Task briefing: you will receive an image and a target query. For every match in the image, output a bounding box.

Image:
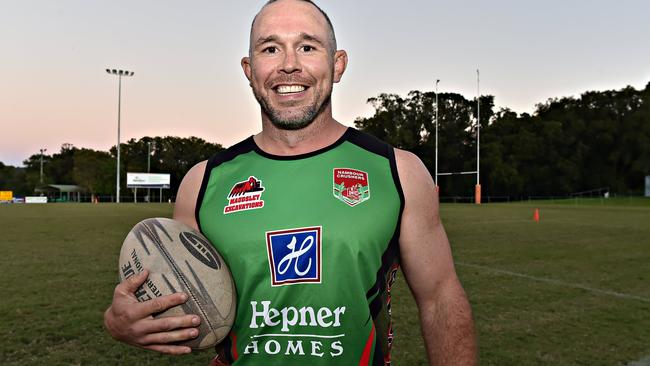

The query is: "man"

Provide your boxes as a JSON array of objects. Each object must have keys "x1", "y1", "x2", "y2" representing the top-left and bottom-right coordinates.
[{"x1": 104, "y1": 0, "x2": 477, "y2": 365}]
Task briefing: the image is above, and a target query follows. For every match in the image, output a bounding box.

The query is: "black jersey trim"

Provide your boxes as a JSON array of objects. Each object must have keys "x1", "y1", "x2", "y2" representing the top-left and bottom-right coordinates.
[
  {"x1": 221, "y1": 335, "x2": 235, "y2": 364},
  {"x1": 251, "y1": 128, "x2": 352, "y2": 160},
  {"x1": 345, "y1": 128, "x2": 394, "y2": 159},
  {"x1": 194, "y1": 137, "x2": 256, "y2": 233},
  {"x1": 347, "y1": 128, "x2": 405, "y2": 366},
  {"x1": 373, "y1": 333, "x2": 386, "y2": 366},
  {"x1": 351, "y1": 128, "x2": 405, "y2": 303}
]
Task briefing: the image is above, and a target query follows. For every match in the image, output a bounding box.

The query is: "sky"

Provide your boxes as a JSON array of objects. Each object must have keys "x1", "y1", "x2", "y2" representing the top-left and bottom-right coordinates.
[{"x1": 1, "y1": 0, "x2": 649, "y2": 167}]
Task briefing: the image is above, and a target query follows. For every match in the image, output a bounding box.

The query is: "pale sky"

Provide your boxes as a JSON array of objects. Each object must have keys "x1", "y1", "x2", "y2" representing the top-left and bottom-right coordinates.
[{"x1": 1, "y1": 0, "x2": 648, "y2": 167}]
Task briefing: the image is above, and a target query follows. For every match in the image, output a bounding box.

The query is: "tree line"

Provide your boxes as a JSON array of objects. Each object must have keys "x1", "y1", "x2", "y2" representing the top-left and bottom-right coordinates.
[
  {"x1": 1, "y1": 82, "x2": 648, "y2": 199},
  {"x1": 356, "y1": 82, "x2": 650, "y2": 197},
  {"x1": 0, "y1": 137, "x2": 223, "y2": 198}
]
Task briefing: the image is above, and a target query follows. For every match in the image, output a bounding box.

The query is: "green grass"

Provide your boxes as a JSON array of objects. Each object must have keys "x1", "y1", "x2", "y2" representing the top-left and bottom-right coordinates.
[{"x1": 1, "y1": 200, "x2": 649, "y2": 365}]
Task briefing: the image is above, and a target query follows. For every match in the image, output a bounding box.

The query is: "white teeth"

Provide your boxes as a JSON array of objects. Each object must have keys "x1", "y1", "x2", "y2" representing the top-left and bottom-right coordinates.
[{"x1": 277, "y1": 85, "x2": 306, "y2": 94}]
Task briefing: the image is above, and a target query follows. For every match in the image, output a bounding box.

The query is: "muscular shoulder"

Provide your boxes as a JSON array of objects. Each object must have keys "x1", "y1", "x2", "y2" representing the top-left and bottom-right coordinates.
[
  {"x1": 394, "y1": 148, "x2": 432, "y2": 185},
  {"x1": 172, "y1": 160, "x2": 207, "y2": 230},
  {"x1": 394, "y1": 148, "x2": 439, "y2": 222}
]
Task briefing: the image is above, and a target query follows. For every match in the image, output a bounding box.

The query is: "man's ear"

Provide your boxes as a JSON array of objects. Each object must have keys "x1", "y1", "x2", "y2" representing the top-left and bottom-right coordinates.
[
  {"x1": 333, "y1": 50, "x2": 348, "y2": 83},
  {"x1": 241, "y1": 56, "x2": 252, "y2": 85}
]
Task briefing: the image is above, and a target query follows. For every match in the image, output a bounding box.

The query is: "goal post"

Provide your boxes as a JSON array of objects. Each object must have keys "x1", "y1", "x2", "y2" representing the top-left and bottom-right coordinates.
[{"x1": 434, "y1": 70, "x2": 482, "y2": 204}]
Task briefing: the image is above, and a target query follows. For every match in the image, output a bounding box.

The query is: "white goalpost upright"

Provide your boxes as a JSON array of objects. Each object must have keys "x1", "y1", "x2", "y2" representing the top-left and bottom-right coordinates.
[
  {"x1": 435, "y1": 79, "x2": 440, "y2": 193},
  {"x1": 476, "y1": 69, "x2": 481, "y2": 204},
  {"x1": 434, "y1": 69, "x2": 482, "y2": 204}
]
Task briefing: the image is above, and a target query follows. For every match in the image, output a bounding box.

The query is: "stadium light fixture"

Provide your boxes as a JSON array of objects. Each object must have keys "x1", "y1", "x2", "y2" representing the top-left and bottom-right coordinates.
[{"x1": 106, "y1": 68, "x2": 135, "y2": 203}]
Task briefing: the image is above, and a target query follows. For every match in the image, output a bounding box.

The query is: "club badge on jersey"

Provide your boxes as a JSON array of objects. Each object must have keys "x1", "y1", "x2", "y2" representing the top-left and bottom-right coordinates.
[
  {"x1": 266, "y1": 227, "x2": 322, "y2": 286},
  {"x1": 333, "y1": 168, "x2": 370, "y2": 207},
  {"x1": 223, "y1": 176, "x2": 265, "y2": 214}
]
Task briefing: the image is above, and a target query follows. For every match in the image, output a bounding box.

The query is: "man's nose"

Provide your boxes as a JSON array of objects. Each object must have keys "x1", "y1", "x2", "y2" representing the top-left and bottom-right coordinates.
[{"x1": 279, "y1": 49, "x2": 301, "y2": 73}]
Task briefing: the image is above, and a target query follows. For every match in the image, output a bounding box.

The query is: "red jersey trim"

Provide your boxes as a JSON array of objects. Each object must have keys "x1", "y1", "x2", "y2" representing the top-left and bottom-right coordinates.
[{"x1": 359, "y1": 323, "x2": 376, "y2": 365}]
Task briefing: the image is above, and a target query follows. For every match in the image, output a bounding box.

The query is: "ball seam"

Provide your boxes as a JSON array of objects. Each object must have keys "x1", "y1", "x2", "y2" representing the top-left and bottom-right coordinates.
[{"x1": 143, "y1": 221, "x2": 217, "y2": 335}]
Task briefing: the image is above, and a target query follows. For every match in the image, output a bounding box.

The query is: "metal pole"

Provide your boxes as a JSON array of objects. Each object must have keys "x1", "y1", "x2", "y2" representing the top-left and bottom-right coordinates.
[
  {"x1": 475, "y1": 69, "x2": 481, "y2": 205},
  {"x1": 435, "y1": 79, "x2": 440, "y2": 191},
  {"x1": 39, "y1": 148, "x2": 46, "y2": 184},
  {"x1": 476, "y1": 69, "x2": 480, "y2": 186},
  {"x1": 117, "y1": 74, "x2": 121, "y2": 203},
  {"x1": 106, "y1": 68, "x2": 134, "y2": 203},
  {"x1": 147, "y1": 141, "x2": 151, "y2": 202}
]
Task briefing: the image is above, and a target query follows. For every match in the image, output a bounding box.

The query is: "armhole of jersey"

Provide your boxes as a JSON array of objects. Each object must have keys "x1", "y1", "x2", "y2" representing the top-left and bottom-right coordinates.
[
  {"x1": 194, "y1": 137, "x2": 256, "y2": 233},
  {"x1": 346, "y1": 127, "x2": 405, "y2": 271},
  {"x1": 387, "y1": 145, "x2": 406, "y2": 238},
  {"x1": 345, "y1": 128, "x2": 406, "y2": 365},
  {"x1": 195, "y1": 154, "x2": 218, "y2": 233},
  {"x1": 345, "y1": 128, "x2": 406, "y2": 233}
]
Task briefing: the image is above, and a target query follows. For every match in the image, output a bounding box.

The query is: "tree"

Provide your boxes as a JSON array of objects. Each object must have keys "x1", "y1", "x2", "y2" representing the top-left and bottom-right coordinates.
[
  {"x1": 0, "y1": 162, "x2": 30, "y2": 196},
  {"x1": 73, "y1": 149, "x2": 114, "y2": 196},
  {"x1": 111, "y1": 136, "x2": 224, "y2": 197},
  {"x1": 356, "y1": 82, "x2": 649, "y2": 197},
  {"x1": 356, "y1": 91, "x2": 495, "y2": 196}
]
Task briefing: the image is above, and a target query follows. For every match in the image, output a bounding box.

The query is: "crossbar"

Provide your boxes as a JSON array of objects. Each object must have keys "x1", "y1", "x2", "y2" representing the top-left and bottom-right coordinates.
[{"x1": 438, "y1": 171, "x2": 478, "y2": 176}]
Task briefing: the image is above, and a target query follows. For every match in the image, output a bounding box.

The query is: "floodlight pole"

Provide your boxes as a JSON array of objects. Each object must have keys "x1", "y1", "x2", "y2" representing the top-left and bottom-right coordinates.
[
  {"x1": 106, "y1": 68, "x2": 134, "y2": 203},
  {"x1": 435, "y1": 79, "x2": 440, "y2": 193},
  {"x1": 39, "y1": 148, "x2": 47, "y2": 184}
]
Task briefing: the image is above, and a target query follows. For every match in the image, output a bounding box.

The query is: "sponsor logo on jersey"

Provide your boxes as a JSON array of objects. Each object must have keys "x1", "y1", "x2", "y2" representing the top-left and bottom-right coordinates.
[
  {"x1": 224, "y1": 176, "x2": 265, "y2": 214},
  {"x1": 243, "y1": 300, "x2": 346, "y2": 358},
  {"x1": 333, "y1": 168, "x2": 370, "y2": 207},
  {"x1": 266, "y1": 227, "x2": 322, "y2": 286}
]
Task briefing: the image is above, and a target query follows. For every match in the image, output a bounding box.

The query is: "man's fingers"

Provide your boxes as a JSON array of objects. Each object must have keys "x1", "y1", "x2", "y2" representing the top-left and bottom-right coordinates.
[
  {"x1": 135, "y1": 292, "x2": 189, "y2": 318},
  {"x1": 142, "y1": 344, "x2": 192, "y2": 355},
  {"x1": 142, "y1": 314, "x2": 201, "y2": 333},
  {"x1": 119, "y1": 270, "x2": 149, "y2": 294},
  {"x1": 140, "y1": 328, "x2": 200, "y2": 346}
]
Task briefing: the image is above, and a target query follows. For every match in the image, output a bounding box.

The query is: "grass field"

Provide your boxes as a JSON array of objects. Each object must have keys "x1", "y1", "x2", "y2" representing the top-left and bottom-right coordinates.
[{"x1": 1, "y1": 199, "x2": 649, "y2": 365}]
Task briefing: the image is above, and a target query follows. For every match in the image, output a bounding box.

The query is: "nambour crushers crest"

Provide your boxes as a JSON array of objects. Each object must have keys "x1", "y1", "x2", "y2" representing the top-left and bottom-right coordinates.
[{"x1": 333, "y1": 168, "x2": 370, "y2": 207}]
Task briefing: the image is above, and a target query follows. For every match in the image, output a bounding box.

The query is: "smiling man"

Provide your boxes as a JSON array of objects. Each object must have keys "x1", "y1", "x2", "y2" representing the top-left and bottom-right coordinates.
[{"x1": 104, "y1": 1, "x2": 477, "y2": 365}]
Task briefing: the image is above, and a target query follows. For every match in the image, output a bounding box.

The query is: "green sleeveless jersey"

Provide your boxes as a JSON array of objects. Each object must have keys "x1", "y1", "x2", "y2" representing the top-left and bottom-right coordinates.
[{"x1": 196, "y1": 128, "x2": 404, "y2": 365}]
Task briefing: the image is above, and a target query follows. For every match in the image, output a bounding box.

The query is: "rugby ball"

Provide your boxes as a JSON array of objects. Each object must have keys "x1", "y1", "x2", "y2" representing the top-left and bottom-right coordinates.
[{"x1": 118, "y1": 218, "x2": 236, "y2": 349}]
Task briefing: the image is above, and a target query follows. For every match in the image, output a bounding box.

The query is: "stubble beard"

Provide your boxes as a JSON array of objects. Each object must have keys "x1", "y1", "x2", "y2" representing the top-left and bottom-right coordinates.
[{"x1": 253, "y1": 86, "x2": 332, "y2": 131}]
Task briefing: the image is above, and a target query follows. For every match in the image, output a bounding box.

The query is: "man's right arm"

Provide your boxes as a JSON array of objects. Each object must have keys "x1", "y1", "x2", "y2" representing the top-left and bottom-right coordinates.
[
  {"x1": 103, "y1": 160, "x2": 207, "y2": 354},
  {"x1": 172, "y1": 160, "x2": 207, "y2": 229}
]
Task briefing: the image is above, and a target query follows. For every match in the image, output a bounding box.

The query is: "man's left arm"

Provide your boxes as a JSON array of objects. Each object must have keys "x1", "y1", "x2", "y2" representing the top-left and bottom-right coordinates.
[{"x1": 395, "y1": 149, "x2": 477, "y2": 365}]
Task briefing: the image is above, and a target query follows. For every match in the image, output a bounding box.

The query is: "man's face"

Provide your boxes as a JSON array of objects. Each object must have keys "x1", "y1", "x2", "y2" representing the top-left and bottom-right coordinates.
[{"x1": 242, "y1": 0, "x2": 347, "y2": 130}]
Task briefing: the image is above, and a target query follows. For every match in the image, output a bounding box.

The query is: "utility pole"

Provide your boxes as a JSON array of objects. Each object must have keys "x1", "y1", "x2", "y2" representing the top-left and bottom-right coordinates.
[
  {"x1": 147, "y1": 141, "x2": 154, "y2": 202},
  {"x1": 39, "y1": 148, "x2": 47, "y2": 184},
  {"x1": 106, "y1": 68, "x2": 134, "y2": 203}
]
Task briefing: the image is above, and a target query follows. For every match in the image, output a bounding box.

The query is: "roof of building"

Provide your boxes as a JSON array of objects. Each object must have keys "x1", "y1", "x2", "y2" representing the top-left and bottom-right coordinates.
[{"x1": 35, "y1": 184, "x2": 86, "y2": 193}]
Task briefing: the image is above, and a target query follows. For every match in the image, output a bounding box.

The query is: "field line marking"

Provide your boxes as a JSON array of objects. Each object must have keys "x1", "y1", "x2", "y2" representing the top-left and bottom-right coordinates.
[
  {"x1": 627, "y1": 355, "x2": 650, "y2": 366},
  {"x1": 456, "y1": 262, "x2": 650, "y2": 303}
]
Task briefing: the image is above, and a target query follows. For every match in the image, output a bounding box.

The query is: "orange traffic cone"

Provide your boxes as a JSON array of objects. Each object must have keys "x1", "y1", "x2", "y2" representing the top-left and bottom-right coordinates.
[{"x1": 533, "y1": 208, "x2": 540, "y2": 222}]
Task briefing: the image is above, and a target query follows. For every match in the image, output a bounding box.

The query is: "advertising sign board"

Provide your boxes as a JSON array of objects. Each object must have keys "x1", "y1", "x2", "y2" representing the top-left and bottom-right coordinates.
[
  {"x1": 26, "y1": 196, "x2": 48, "y2": 203},
  {"x1": 126, "y1": 173, "x2": 171, "y2": 189}
]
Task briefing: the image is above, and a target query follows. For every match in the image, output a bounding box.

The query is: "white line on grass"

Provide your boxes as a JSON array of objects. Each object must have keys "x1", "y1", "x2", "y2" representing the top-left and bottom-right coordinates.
[
  {"x1": 627, "y1": 355, "x2": 650, "y2": 366},
  {"x1": 456, "y1": 262, "x2": 650, "y2": 303}
]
